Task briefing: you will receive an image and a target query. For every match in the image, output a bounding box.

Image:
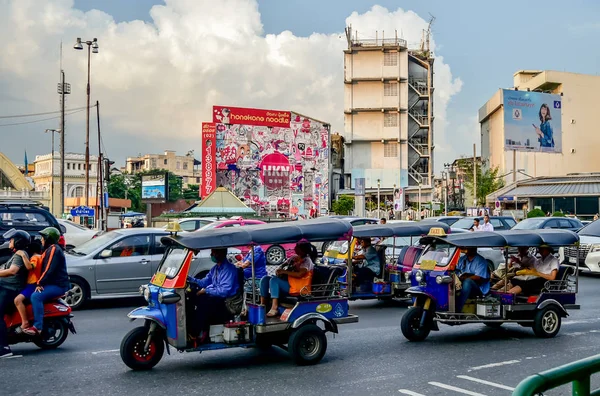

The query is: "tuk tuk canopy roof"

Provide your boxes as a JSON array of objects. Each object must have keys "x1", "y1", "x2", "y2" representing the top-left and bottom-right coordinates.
[
  {"x1": 422, "y1": 229, "x2": 579, "y2": 248},
  {"x1": 353, "y1": 222, "x2": 450, "y2": 238},
  {"x1": 161, "y1": 218, "x2": 353, "y2": 250}
]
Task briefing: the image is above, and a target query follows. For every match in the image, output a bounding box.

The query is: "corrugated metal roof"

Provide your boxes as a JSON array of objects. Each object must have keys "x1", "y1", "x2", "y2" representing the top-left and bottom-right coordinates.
[{"x1": 502, "y1": 182, "x2": 600, "y2": 197}]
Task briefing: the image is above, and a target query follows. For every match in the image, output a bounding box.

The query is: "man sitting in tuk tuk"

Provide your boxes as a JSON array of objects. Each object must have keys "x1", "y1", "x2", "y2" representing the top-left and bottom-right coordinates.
[
  {"x1": 235, "y1": 245, "x2": 268, "y2": 289},
  {"x1": 507, "y1": 245, "x2": 559, "y2": 296},
  {"x1": 352, "y1": 238, "x2": 381, "y2": 290},
  {"x1": 456, "y1": 247, "x2": 490, "y2": 312},
  {"x1": 188, "y1": 248, "x2": 239, "y2": 342}
]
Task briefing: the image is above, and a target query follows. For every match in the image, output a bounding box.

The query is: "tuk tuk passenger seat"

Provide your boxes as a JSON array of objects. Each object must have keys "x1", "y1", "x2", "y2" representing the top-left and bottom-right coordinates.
[{"x1": 279, "y1": 265, "x2": 342, "y2": 305}]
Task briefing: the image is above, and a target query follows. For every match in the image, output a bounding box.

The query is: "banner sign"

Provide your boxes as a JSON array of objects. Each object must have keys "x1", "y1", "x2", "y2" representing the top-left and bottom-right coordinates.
[
  {"x1": 201, "y1": 122, "x2": 217, "y2": 198},
  {"x1": 213, "y1": 106, "x2": 291, "y2": 128}
]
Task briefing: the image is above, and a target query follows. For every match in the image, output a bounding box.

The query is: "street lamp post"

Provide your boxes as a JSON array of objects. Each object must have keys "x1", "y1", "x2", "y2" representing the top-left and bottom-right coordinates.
[
  {"x1": 418, "y1": 182, "x2": 422, "y2": 220},
  {"x1": 441, "y1": 171, "x2": 448, "y2": 216},
  {"x1": 74, "y1": 37, "x2": 98, "y2": 209},
  {"x1": 45, "y1": 129, "x2": 61, "y2": 215},
  {"x1": 377, "y1": 179, "x2": 381, "y2": 219}
]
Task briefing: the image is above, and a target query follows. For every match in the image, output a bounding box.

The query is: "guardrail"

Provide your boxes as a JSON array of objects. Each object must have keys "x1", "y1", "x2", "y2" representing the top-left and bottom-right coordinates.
[{"x1": 512, "y1": 354, "x2": 600, "y2": 395}]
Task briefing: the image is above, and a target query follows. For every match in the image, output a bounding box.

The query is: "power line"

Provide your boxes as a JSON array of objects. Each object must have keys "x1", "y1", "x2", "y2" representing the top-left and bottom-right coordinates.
[
  {"x1": 0, "y1": 108, "x2": 85, "y2": 127},
  {"x1": 0, "y1": 105, "x2": 89, "y2": 119}
]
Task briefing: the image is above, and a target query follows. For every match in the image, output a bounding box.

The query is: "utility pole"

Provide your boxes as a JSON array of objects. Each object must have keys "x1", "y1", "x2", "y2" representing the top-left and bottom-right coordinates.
[
  {"x1": 96, "y1": 101, "x2": 105, "y2": 231},
  {"x1": 58, "y1": 70, "x2": 70, "y2": 216},
  {"x1": 473, "y1": 144, "x2": 477, "y2": 208},
  {"x1": 512, "y1": 149, "x2": 517, "y2": 183}
]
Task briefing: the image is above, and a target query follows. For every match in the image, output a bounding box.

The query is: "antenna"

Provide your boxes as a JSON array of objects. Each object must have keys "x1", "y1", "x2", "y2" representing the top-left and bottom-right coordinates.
[
  {"x1": 60, "y1": 40, "x2": 63, "y2": 71},
  {"x1": 420, "y1": 14, "x2": 436, "y2": 56}
]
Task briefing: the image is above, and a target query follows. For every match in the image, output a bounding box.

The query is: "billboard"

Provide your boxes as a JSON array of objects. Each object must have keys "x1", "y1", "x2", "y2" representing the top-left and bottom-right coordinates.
[
  {"x1": 213, "y1": 106, "x2": 291, "y2": 128},
  {"x1": 503, "y1": 89, "x2": 562, "y2": 153},
  {"x1": 141, "y1": 173, "x2": 168, "y2": 202},
  {"x1": 201, "y1": 122, "x2": 217, "y2": 198}
]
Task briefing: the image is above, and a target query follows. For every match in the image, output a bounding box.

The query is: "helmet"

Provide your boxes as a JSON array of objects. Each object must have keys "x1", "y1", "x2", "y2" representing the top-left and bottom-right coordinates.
[
  {"x1": 39, "y1": 227, "x2": 61, "y2": 245},
  {"x1": 2, "y1": 229, "x2": 31, "y2": 250}
]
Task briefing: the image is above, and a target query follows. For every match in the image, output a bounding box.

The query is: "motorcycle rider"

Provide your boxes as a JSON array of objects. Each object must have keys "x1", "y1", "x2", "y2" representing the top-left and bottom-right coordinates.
[
  {"x1": 0, "y1": 229, "x2": 31, "y2": 358},
  {"x1": 22, "y1": 227, "x2": 70, "y2": 337}
]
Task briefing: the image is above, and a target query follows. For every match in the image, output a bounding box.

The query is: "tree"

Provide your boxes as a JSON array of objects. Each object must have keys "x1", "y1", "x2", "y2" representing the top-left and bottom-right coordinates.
[
  {"x1": 332, "y1": 195, "x2": 354, "y2": 215},
  {"x1": 182, "y1": 184, "x2": 199, "y2": 200},
  {"x1": 552, "y1": 211, "x2": 566, "y2": 217},
  {"x1": 107, "y1": 173, "x2": 143, "y2": 212},
  {"x1": 455, "y1": 158, "x2": 505, "y2": 206},
  {"x1": 527, "y1": 208, "x2": 545, "y2": 218}
]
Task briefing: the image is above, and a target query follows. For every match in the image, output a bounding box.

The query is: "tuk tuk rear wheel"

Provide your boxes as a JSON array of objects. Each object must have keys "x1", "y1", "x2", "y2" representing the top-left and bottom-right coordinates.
[
  {"x1": 533, "y1": 306, "x2": 561, "y2": 338},
  {"x1": 288, "y1": 324, "x2": 327, "y2": 366},
  {"x1": 120, "y1": 326, "x2": 164, "y2": 370},
  {"x1": 401, "y1": 307, "x2": 431, "y2": 342}
]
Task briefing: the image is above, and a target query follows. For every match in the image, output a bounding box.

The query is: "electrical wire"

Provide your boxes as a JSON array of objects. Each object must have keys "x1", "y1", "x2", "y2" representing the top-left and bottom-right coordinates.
[
  {"x1": 0, "y1": 108, "x2": 85, "y2": 127},
  {"x1": 0, "y1": 105, "x2": 89, "y2": 119}
]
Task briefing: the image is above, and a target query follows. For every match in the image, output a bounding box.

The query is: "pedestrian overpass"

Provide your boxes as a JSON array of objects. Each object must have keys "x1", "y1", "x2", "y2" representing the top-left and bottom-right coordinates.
[{"x1": 0, "y1": 152, "x2": 32, "y2": 191}]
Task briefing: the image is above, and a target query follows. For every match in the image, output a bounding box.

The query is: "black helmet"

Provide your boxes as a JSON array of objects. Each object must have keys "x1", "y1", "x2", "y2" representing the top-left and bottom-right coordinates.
[
  {"x1": 3, "y1": 228, "x2": 31, "y2": 250},
  {"x1": 39, "y1": 227, "x2": 61, "y2": 245}
]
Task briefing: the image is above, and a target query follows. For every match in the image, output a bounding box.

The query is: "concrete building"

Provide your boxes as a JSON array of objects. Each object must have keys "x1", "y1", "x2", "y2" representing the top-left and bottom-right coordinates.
[
  {"x1": 343, "y1": 27, "x2": 434, "y2": 206},
  {"x1": 126, "y1": 150, "x2": 200, "y2": 187},
  {"x1": 32, "y1": 152, "x2": 98, "y2": 216},
  {"x1": 480, "y1": 70, "x2": 600, "y2": 184}
]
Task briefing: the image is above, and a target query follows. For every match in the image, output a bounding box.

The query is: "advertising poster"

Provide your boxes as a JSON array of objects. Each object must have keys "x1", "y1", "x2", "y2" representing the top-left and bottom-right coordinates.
[
  {"x1": 213, "y1": 106, "x2": 291, "y2": 128},
  {"x1": 141, "y1": 174, "x2": 167, "y2": 201},
  {"x1": 201, "y1": 123, "x2": 217, "y2": 198},
  {"x1": 503, "y1": 89, "x2": 562, "y2": 153}
]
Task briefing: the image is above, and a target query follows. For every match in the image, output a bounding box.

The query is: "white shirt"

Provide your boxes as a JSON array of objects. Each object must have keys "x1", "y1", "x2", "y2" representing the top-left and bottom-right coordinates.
[
  {"x1": 535, "y1": 254, "x2": 559, "y2": 275},
  {"x1": 479, "y1": 222, "x2": 494, "y2": 232}
]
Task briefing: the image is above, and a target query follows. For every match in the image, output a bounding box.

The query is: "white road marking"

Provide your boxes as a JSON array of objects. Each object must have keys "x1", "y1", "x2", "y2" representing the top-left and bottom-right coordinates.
[
  {"x1": 468, "y1": 359, "x2": 520, "y2": 371},
  {"x1": 429, "y1": 382, "x2": 488, "y2": 396},
  {"x1": 91, "y1": 349, "x2": 119, "y2": 355},
  {"x1": 457, "y1": 375, "x2": 515, "y2": 391},
  {"x1": 398, "y1": 390, "x2": 426, "y2": 396},
  {"x1": 0, "y1": 354, "x2": 23, "y2": 359}
]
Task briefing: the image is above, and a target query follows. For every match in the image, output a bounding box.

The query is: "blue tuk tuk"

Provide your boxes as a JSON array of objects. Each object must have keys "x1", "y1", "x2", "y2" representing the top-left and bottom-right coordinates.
[
  {"x1": 120, "y1": 218, "x2": 358, "y2": 370},
  {"x1": 401, "y1": 228, "x2": 580, "y2": 341},
  {"x1": 323, "y1": 222, "x2": 450, "y2": 301}
]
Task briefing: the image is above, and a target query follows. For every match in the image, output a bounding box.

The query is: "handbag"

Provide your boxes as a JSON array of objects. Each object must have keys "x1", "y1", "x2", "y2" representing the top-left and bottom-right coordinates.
[{"x1": 225, "y1": 292, "x2": 243, "y2": 315}]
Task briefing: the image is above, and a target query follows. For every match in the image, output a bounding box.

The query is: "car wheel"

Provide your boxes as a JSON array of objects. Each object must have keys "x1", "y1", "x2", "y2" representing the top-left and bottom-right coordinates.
[
  {"x1": 533, "y1": 306, "x2": 562, "y2": 338},
  {"x1": 65, "y1": 277, "x2": 89, "y2": 310},
  {"x1": 321, "y1": 241, "x2": 332, "y2": 255},
  {"x1": 266, "y1": 245, "x2": 286, "y2": 266}
]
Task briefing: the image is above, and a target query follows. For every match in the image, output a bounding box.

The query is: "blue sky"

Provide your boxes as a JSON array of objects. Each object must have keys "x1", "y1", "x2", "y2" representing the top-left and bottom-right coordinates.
[{"x1": 72, "y1": 0, "x2": 600, "y2": 160}]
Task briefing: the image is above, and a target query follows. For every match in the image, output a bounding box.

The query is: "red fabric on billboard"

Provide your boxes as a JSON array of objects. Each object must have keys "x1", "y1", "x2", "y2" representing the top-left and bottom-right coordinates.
[{"x1": 201, "y1": 123, "x2": 217, "y2": 198}]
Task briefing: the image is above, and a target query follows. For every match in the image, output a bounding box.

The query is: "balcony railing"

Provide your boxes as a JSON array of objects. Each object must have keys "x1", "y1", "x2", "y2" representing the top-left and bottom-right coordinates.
[{"x1": 0, "y1": 189, "x2": 49, "y2": 200}]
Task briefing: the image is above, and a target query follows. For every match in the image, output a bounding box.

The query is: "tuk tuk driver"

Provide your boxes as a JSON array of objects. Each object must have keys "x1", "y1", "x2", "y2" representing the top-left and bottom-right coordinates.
[
  {"x1": 188, "y1": 248, "x2": 239, "y2": 342},
  {"x1": 456, "y1": 247, "x2": 490, "y2": 312},
  {"x1": 352, "y1": 238, "x2": 381, "y2": 288}
]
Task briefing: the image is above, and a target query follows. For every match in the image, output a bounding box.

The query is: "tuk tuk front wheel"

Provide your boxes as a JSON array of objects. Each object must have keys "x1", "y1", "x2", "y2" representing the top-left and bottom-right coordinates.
[
  {"x1": 120, "y1": 326, "x2": 164, "y2": 370},
  {"x1": 401, "y1": 307, "x2": 431, "y2": 342},
  {"x1": 288, "y1": 324, "x2": 327, "y2": 366},
  {"x1": 533, "y1": 306, "x2": 561, "y2": 338}
]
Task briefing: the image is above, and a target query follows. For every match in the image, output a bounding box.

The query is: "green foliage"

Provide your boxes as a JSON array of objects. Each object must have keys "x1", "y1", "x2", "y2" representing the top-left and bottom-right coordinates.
[
  {"x1": 332, "y1": 195, "x2": 354, "y2": 215},
  {"x1": 182, "y1": 184, "x2": 199, "y2": 200},
  {"x1": 527, "y1": 208, "x2": 546, "y2": 218},
  {"x1": 455, "y1": 158, "x2": 505, "y2": 206},
  {"x1": 552, "y1": 211, "x2": 566, "y2": 217}
]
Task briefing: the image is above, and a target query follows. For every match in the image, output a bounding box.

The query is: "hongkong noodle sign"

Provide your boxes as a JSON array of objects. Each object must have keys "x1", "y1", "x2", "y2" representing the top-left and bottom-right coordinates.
[{"x1": 213, "y1": 106, "x2": 291, "y2": 128}]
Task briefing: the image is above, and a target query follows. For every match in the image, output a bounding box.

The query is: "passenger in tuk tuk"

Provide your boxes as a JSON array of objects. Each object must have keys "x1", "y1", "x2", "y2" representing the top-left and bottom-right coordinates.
[
  {"x1": 235, "y1": 245, "x2": 268, "y2": 289},
  {"x1": 352, "y1": 238, "x2": 381, "y2": 290},
  {"x1": 456, "y1": 247, "x2": 490, "y2": 312},
  {"x1": 492, "y1": 246, "x2": 537, "y2": 290},
  {"x1": 188, "y1": 248, "x2": 239, "y2": 342},
  {"x1": 507, "y1": 246, "x2": 559, "y2": 296},
  {"x1": 260, "y1": 242, "x2": 314, "y2": 317}
]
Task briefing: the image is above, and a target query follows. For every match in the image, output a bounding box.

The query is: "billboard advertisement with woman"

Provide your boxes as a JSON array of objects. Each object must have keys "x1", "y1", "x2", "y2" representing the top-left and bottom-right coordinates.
[{"x1": 503, "y1": 89, "x2": 562, "y2": 153}]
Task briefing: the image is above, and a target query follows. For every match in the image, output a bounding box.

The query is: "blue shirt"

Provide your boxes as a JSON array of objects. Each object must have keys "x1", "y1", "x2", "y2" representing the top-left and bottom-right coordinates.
[
  {"x1": 539, "y1": 121, "x2": 554, "y2": 148},
  {"x1": 361, "y1": 246, "x2": 381, "y2": 276},
  {"x1": 457, "y1": 253, "x2": 490, "y2": 294},
  {"x1": 189, "y1": 260, "x2": 239, "y2": 298},
  {"x1": 242, "y1": 246, "x2": 268, "y2": 280}
]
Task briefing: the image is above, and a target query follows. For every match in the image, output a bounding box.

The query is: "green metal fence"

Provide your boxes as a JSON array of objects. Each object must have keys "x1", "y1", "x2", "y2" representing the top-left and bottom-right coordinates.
[{"x1": 513, "y1": 354, "x2": 600, "y2": 395}]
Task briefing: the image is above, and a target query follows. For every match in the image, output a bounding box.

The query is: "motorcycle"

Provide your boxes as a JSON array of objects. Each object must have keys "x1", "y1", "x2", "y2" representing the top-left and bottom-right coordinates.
[{"x1": 4, "y1": 297, "x2": 76, "y2": 349}]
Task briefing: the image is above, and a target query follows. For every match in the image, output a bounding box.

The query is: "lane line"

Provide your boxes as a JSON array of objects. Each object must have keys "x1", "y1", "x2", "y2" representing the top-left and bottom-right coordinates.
[
  {"x1": 398, "y1": 390, "x2": 426, "y2": 396},
  {"x1": 91, "y1": 349, "x2": 119, "y2": 355},
  {"x1": 457, "y1": 375, "x2": 515, "y2": 391},
  {"x1": 468, "y1": 360, "x2": 520, "y2": 371},
  {"x1": 429, "y1": 382, "x2": 487, "y2": 396}
]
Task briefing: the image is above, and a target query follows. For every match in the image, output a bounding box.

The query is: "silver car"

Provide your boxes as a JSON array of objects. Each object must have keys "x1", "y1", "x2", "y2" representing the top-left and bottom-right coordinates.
[{"x1": 64, "y1": 228, "x2": 220, "y2": 309}]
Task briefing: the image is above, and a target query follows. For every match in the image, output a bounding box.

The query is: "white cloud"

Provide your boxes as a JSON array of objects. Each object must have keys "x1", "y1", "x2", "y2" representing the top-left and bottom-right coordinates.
[{"x1": 0, "y1": 0, "x2": 461, "y2": 174}]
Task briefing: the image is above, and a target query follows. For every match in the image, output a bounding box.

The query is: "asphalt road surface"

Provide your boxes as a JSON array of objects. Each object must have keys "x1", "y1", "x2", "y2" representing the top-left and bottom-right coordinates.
[{"x1": 3, "y1": 276, "x2": 600, "y2": 396}]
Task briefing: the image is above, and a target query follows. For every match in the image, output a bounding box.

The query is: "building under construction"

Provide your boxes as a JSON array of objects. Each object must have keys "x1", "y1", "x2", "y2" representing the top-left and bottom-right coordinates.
[{"x1": 343, "y1": 21, "x2": 435, "y2": 208}]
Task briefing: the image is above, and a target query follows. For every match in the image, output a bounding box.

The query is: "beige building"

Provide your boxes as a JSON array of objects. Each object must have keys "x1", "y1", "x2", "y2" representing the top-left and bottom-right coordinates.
[
  {"x1": 32, "y1": 152, "x2": 99, "y2": 216},
  {"x1": 343, "y1": 27, "x2": 434, "y2": 205},
  {"x1": 479, "y1": 70, "x2": 600, "y2": 184},
  {"x1": 126, "y1": 150, "x2": 200, "y2": 187}
]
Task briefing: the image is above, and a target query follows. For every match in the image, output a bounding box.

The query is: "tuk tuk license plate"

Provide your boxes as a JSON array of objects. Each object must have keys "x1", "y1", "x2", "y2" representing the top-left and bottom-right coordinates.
[
  {"x1": 153, "y1": 272, "x2": 167, "y2": 287},
  {"x1": 569, "y1": 257, "x2": 577, "y2": 264}
]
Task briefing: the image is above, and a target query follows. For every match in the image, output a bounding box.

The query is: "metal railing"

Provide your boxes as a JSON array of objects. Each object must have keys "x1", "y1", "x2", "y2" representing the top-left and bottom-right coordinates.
[
  {"x1": 0, "y1": 190, "x2": 48, "y2": 199},
  {"x1": 512, "y1": 354, "x2": 600, "y2": 395}
]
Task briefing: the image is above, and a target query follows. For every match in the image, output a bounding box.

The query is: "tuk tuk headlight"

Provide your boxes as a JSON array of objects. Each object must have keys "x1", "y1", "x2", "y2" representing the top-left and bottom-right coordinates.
[
  {"x1": 404, "y1": 272, "x2": 411, "y2": 282},
  {"x1": 436, "y1": 275, "x2": 453, "y2": 285},
  {"x1": 143, "y1": 287, "x2": 151, "y2": 302},
  {"x1": 415, "y1": 270, "x2": 424, "y2": 282}
]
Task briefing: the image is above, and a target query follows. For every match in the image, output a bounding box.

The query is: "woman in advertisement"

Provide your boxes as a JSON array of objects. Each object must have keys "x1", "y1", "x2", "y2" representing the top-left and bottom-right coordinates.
[{"x1": 533, "y1": 103, "x2": 554, "y2": 150}]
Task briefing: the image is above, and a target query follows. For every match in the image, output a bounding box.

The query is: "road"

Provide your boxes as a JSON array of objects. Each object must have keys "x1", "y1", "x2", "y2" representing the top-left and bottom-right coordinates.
[{"x1": 3, "y1": 276, "x2": 600, "y2": 396}]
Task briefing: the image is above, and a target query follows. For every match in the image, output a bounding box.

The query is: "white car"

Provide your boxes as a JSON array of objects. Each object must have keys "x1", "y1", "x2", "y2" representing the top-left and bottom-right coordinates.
[
  {"x1": 161, "y1": 218, "x2": 217, "y2": 232},
  {"x1": 561, "y1": 220, "x2": 600, "y2": 272},
  {"x1": 57, "y1": 219, "x2": 98, "y2": 249}
]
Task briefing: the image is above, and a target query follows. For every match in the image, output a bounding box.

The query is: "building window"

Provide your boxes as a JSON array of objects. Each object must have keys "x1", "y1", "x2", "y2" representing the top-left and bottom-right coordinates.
[
  {"x1": 74, "y1": 186, "x2": 84, "y2": 197},
  {"x1": 67, "y1": 163, "x2": 70, "y2": 170},
  {"x1": 384, "y1": 113, "x2": 398, "y2": 127},
  {"x1": 176, "y1": 161, "x2": 181, "y2": 170},
  {"x1": 151, "y1": 158, "x2": 157, "y2": 169},
  {"x1": 384, "y1": 142, "x2": 399, "y2": 158},
  {"x1": 383, "y1": 52, "x2": 398, "y2": 66},
  {"x1": 183, "y1": 162, "x2": 188, "y2": 170},
  {"x1": 384, "y1": 82, "x2": 398, "y2": 96},
  {"x1": 576, "y1": 197, "x2": 599, "y2": 215},
  {"x1": 164, "y1": 159, "x2": 168, "y2": 165},
  {"x1": 531, "y1": 198, "x2": 552, "y2": 214},
  {"x1": 78, "y1": 164, "x2": 81, "y2": 171},
  {"x1": 554, "y1": 197, "x2": 575, "y2": 215}
]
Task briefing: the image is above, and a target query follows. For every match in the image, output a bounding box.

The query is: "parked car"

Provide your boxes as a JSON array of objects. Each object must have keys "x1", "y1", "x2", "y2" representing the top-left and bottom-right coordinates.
[
  {"x1": 450, "y1": 216, "x2": 517, "y2": 231},
  {"x1": 161, "y1": 217, "x2": 216, "y2": 232},
  {"x1": 512, "y1": 217, "x2": 583, "y2": 232},
  {"x1": 318, "y1": 216, "x2": 379, "y2": 254},
  {"x1": 64, "y1": 228, "x2": 232, "y2": 309},
  {"x1": 57, "y1": 219, "x2": 98, "y2": 249},
  {"x1": 449, "y1": 227, "x2": 505, "y2": 271},
  {"x1": 422, "y1": 216, "x2": 463, "y2": 226},
  {"x1": 0, "y1": 200, "x2": 63, "y2": 264},
  {"x1": 562, "y1": 220, "x2": 600, "y2": 272},
  {"x1": 197, "y1": 219, "x2": 293, "y2": 266}
]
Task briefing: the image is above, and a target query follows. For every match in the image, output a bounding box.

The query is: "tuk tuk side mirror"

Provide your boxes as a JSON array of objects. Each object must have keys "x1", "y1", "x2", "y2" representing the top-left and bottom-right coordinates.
[{"x1": 99, "y1": 249, "x2": 112, "y2": 259}]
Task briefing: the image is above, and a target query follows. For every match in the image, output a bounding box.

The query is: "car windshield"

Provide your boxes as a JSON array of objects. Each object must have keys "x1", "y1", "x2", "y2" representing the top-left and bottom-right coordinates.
[
  {"x1": 418, "y1": 243, "x2": 457, "y2": 267},
  {"x1": 379, "y1": 236, "x2": 414, "y2": 247},
  {"x1": 69, "y1": 231, "x2": 120, "y2": 256},
  {"x1": 451, "y1": 218, "x2": 476, "y2": 229},
  {"x1": 157, "y1": 246, "x2": 188, "y2": 278},
  {"x1": 579, "y1": 220, "x2": 600, "y2": 237},
  {"x1": 512, "y1": 218, "x2": 547, "y2": 230},
  {"x1": 198, "y1": 222, "x2": 221, "y2": 231},
  {"x1": 327, "y1": 240, "x2": 349, "y2": 255},
  {"x1": 63, "y1": 221, "x2": 89, "y2": 231}
]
